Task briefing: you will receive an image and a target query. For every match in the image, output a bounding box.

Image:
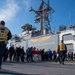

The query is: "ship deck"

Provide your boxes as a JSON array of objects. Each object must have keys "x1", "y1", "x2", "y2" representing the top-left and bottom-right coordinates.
[{"x1": 0, "y1": 61, "x2": 75, "y2": 75}]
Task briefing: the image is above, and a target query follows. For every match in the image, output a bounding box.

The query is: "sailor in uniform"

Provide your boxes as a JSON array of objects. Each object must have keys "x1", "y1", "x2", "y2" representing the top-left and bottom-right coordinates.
[
  {"x1": 0, "y1": 20, "x2": 12, "y2": 69},
  {"x1": 59, "y1": 40, "x2": 67, "y2": 64}
]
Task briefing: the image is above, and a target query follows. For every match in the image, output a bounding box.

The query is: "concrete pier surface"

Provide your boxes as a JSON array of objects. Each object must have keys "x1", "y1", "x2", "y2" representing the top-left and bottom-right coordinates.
[{"x1": 0, "y1": 61, "x2": 75, "y2": 75}]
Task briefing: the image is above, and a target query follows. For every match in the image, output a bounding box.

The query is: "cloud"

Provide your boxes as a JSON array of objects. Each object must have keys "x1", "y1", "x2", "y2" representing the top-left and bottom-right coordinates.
[
  {"x1": 23, "y1": 0, "x2": 31, "y2": 11},
  {"x1": 0, "y1": 0, "x2": 20, "y2": 22}
]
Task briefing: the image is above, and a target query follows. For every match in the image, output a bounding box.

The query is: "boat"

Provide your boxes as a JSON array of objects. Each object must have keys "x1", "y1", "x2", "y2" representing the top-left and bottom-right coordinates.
[{"x1": 10, "y1": 0, "x2": 75, "y2": 53}]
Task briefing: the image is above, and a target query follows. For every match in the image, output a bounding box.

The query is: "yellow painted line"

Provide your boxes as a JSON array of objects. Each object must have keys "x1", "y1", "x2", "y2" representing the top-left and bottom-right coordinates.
[
  {"x1": 64, "y1": 62, "x2": 75, "y2": 65},
  {"x1": 50, "y1": 62, "x2": 75, "y2": 65}
]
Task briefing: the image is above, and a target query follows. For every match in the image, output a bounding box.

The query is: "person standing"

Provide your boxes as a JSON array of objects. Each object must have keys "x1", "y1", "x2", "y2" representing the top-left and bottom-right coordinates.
[
  {"x1": 20, "y1": 47, "x2": 25, "y2": 62},
  {"x1": 0, "y1": 20, "x2": 12, "y2": 69},
  {"x1": 9, "y1": 45, "x2": 14, "y2": 61},
  {"x1": 59, "y1": 40, "x2": 67, "y2": 65}
]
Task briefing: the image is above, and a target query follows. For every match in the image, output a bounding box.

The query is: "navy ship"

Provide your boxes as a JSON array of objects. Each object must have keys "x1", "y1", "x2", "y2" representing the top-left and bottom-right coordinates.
[{"x1": 10, "y1": 0, "x2": 75, "y2": 53}]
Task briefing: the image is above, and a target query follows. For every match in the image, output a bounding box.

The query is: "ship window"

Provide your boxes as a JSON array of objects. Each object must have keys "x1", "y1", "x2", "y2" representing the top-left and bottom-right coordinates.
[{"x1": 62, "y1": 34, "x2": 73, "y2": 41}]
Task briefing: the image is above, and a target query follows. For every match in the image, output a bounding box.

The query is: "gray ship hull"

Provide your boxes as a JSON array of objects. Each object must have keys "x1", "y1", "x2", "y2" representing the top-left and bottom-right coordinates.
[{"x1": 28, "y1": 34, "x2": 58, "y2": 51}]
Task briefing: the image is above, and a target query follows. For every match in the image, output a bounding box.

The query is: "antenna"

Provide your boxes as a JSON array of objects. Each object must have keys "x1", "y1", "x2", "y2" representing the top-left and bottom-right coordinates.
[{"x1": 69, "y1": 11, "x2": 72, "y2": 26}]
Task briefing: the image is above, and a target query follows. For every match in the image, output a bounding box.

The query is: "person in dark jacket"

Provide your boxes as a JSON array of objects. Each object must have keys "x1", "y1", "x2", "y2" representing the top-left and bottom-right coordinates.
[
  {"x1": 0, "y1": 20, "x2": 12, "y2": 69},
  {"x1": 9, "y1": 45, "x2": 14, "y2": 61},
  {"x1": 16, "y1": 46, "x2": 21, "y2": 61},
  {"x1": 20, "y1": 47, "x2": 25, "y2": 62}
]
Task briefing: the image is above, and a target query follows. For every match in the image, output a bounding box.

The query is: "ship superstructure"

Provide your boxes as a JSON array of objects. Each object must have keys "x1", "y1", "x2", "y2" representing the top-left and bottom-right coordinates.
[
  {"x1": 10, "y1": 0, "x2": 75, "y2": 53},
  {"x1": 29, "y1": 0, "x2": 54, "y2": 35}
]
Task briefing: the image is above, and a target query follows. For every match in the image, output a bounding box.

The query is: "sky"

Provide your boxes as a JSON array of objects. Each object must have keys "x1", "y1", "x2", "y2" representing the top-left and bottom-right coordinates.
[{"x1": 0, "y1": 0, "x2": 75, "y2": 35}]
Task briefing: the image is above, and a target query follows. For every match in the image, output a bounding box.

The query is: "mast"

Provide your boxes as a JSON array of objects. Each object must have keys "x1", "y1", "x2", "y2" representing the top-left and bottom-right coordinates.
[{"x1": 30, "y1": 0, "x2": 54, "y2": 35}]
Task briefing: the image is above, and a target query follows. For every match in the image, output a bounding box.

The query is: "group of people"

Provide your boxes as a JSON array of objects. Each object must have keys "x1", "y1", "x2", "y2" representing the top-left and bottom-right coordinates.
[
  {"x1": 0, "y1": 42, "x2": 67, "y2": 64},
  {"x1": 2, "y1": 46, "x2": 55, "y2": 62},
  {"x1": 26, "y1": 47, "x2": 54, "y2": 62},
  {"x1": 3, "y1": 45, "x2": 25, "y2": 62}
]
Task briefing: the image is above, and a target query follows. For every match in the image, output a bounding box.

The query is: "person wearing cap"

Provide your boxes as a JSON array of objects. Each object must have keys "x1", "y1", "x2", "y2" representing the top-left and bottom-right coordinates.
[{"x1": 0, "y1": 20, "x2": 12, "y2": 69}]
